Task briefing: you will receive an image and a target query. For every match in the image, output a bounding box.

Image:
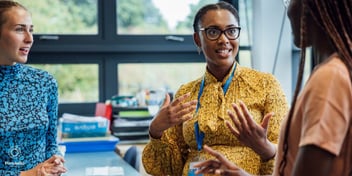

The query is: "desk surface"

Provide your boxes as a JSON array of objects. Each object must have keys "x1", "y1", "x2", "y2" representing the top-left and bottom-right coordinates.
[{"x1": 62, "y1": 151, "x2": 140, "y2": 176}]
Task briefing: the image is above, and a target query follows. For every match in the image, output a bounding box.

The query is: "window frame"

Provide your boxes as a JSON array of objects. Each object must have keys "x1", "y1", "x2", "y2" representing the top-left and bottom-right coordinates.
[
  {"x1": 31, "y1": 0, "x2": 240, "y2": 53},
  {"x1": 28, "y1": 0, "x2": 252, "y2": 117}
]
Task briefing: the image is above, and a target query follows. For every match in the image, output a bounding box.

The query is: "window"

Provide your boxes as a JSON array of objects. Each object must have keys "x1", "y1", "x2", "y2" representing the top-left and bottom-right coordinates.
[
  {"x1": 117, "y1": 0, "x2": 218, "y2": 35},
  {"x1": 291, "y1": 47, "x2": 312, "y2": 91},
  {"x1": 118, "y1": 63, "x2": 206, "y2": 96},
  {"x1": 20, "y1": 0, "x2": 256, "y2": 117},
  {"x1": 30, "y1": 64, "x2": 99, "y2": 103},
  {"x1": 238, "y1": 50, "x2": 252, "y2": 68},
  {"x1": 18, "y1": 0, "x2": 98, "y2": 35}
]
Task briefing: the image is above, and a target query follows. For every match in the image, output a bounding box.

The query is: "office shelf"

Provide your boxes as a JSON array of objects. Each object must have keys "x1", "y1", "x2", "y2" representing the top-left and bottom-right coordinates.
[{"x1": 111, "y1": 107, "x2": 152, "y2": 141}]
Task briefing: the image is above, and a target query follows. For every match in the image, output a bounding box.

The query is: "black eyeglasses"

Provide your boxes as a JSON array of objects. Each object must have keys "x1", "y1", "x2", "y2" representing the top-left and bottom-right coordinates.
[{"x1": 199, "y1": 27, "x2": 241, "y2": 41}]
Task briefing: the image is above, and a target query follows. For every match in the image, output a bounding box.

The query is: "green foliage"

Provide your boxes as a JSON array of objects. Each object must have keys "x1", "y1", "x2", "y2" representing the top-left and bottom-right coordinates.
[
  {"x1": 30, "y1": 64, "x2": 99, "y2": 103},
  {"x1": 17, "y1": 0, "x2": 97, "y2": 34},
  {"x1": 176, "y1": 0, "x2": 218, "y2": 32},
  {"x1": 17, "y1": 0, "x2": 217, "y2": 35},
  {"x1": 117, "y1": 0, "x2": 168, "y2": 34}
]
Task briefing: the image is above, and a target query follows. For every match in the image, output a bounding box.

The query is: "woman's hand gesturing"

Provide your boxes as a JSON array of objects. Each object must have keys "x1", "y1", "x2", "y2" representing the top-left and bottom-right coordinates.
[
  {"x1": 194, "y1": 145, "x2": 250, "y2": 176},
  {"x1": 226, "y1": 101, "x2": 276, "y2": 161},
  {"x1": 149, "y1": 93, "x2": 197, "y2": 139}
]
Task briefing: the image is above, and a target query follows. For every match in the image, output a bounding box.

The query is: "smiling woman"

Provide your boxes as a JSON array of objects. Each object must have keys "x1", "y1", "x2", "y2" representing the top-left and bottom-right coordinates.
[{"x1": 142, "y1": 2, "x2": 288, "y2": 176}]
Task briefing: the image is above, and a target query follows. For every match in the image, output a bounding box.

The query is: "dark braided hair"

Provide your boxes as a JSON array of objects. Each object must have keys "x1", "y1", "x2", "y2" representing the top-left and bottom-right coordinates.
[
  {"x1": 192, "y1": 1, "x2": 239, "y2": 32},
  {"x1": 0, "y1": 0, "x2": 28, "y2": 35},
  {"x1": 279, "y1": 0, "x2": 352, "y2": 175}
]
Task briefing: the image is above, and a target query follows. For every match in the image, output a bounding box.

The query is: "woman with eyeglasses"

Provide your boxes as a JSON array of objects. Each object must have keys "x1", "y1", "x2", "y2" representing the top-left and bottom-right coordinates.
[
  {"x1": 142, "y1": 1, "x2": 288, "y2": 175},
  {"x1": 194, "y1": 0, "x2": 352, "y2": 175}
]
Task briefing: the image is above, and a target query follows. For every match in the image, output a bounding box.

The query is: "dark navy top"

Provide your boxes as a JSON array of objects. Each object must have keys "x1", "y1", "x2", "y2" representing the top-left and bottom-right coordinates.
[{"x1": 0, "y1": 63, "x2": 60, "y2": 175}]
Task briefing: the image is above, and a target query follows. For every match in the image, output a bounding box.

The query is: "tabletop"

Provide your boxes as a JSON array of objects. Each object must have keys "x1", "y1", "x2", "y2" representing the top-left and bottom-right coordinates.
[{"x1": 62, "y1": 151, "x2": 140, "y2": 176}]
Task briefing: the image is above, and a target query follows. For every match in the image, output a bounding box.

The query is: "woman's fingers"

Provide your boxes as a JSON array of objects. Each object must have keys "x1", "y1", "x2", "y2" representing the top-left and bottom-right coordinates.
[
  {"x1": 238, "y1": 101, "x2": 256, "y2": 130},
  {"x1": 164, "y1": 93, "x2": 197, "y2": 125},
  {"x1": 45, "y1": 155, "x2": 64, "y2": 163},
  {"x1": 172, "y1": 98, "x2": 197, "y2": 115},
  {"x1": 228, "y1": 103, "x2": 244, "y2": 133},
  {"x1": 170, "y1": 92, "x2": 191, "y2": 107},
  {"x1": 225, "y1": 120, "x2": 239, "y2": 138},
  {"x1": 195, "y1": 160, "x2": 221, "y2": 172},
  {"x1": 159, "y1": 92, "x2": 171, "y2": 108},
  {"x1": 261, "y1": 112, "x2": 273, "y2": 130},
  {"x1": 195, "y1": 145, "x2": 244, "y2": 175},
  {"x1": 41, "y1": 164, "x2": 67, "y2": 175},
  {"x1": 230, "y1": 101, "x2": 273, "y2": 135},
  {"x1": 176, "y1": 101, "x2": 197, "y2": 118},
  {"x1": 203, "y1": 145, "x2": 232, "y2": 167},
  {"x1": 38, "y1": 155, "x2": 67, "y2": 175},
  {"x1": 151, "y1": 93, "x2": 197, "y2": 131}
]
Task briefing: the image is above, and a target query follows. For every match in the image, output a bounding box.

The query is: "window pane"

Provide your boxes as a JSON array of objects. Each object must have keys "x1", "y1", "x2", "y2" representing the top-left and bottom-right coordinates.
[
  {"x1": 17, "y1": 0, "x2": 98, "y2": 35},
  {"x1": 239, "y1": 0, "x2": 253, "y2": 46},
  {"x1": 238, "y1": 50, "x2": 252, "y2": 68},
  {"x1": 29, "y1": 64, "x2": 99, "y2": 103},
  {"x1": 118, "y1": 63, "x2": 206, "y2": 96},
  {"x1": 303, "y1": 48, "x2": 312, "y2": 84},
  {"x1": 116, "y1": 0, "x2": 218, "y2": 35}
]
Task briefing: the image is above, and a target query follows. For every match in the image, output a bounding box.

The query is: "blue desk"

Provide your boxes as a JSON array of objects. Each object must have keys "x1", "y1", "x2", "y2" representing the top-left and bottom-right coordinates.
[{"x1": 62, "y1": 151, "x2": 140, "y2": 176}]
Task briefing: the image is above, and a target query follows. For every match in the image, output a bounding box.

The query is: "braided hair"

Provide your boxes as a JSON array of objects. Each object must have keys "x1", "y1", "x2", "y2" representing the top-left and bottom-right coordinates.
[{"x1": 279, "y1": 0, "x2": 352, "y2": 175}]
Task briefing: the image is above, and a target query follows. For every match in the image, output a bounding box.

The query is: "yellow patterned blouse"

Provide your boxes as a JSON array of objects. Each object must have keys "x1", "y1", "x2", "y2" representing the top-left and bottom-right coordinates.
[{"x1": 142, "y1": 63, "x2": 288, "y2": 176}]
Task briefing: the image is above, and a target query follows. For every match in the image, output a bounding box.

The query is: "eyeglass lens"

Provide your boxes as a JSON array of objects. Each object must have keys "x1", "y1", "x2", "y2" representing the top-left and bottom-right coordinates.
[{"x1": 206, "y1": 28, "x2": 240, "y2": 40}]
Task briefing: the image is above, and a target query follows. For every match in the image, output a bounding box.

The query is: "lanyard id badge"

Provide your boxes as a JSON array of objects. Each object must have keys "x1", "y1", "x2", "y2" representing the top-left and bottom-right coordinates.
[
  {"x1": 188, "y1": 158, "x2": 205, "y2": 176},
  {"x1": 188, "y1": 122, "x2": 204, "y2": 175},
  {"x1": 188, "y1": 62, "x2": 237, "y2": 176},
  {"x1": 188, "y1": 74, "x2": 206, "y2": 176},
  {"x1": 188, "y1": 139, "x2": 205, "y2": 176}
]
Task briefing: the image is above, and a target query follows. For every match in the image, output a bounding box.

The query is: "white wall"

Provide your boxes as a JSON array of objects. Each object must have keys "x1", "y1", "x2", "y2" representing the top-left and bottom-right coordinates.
[{"x1": 252, "y1": 0, "x2": 293, "y2": 103}]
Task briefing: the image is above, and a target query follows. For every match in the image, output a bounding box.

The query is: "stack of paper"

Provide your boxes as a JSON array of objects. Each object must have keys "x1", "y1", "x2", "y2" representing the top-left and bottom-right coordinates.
[{"x1": 59, "y1": 113, "x2": 110, "y2": 138}]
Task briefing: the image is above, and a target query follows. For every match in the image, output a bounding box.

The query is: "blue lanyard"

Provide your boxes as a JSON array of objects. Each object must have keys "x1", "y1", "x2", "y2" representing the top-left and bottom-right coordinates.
[{"x1": 194, "y1": 63, "x2": 237, "y2": 151}]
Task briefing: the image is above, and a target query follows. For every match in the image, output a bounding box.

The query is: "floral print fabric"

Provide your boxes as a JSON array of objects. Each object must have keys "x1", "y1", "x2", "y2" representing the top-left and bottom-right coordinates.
[
  {"x1": 142, "y1": 64, "x2": 288, "y2": 176},
  {"x1": 0, "y1": 64, "x2": 59, "y2": 175}
]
